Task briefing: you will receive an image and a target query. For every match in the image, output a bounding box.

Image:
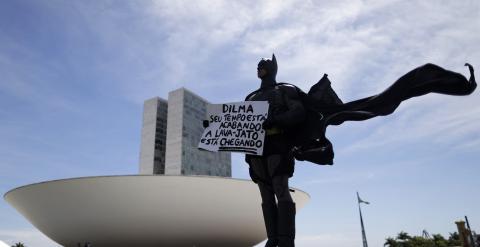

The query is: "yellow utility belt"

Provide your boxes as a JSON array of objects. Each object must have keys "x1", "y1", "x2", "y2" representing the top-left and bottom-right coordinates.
[{"x1": 266, "y1": 127, "x2": 283, "y2": 136}]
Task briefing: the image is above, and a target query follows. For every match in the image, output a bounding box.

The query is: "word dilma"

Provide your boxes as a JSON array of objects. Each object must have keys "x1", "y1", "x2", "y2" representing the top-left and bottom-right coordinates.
[{"x1": 222, "y1": 104, "x2": 254, "y2": 113}]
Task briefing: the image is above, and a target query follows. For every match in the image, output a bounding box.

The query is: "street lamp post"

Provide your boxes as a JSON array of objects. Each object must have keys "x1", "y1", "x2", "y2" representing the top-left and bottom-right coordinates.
[{"x1": 357, "y1": 192, "x2": 370, "y2": 247}]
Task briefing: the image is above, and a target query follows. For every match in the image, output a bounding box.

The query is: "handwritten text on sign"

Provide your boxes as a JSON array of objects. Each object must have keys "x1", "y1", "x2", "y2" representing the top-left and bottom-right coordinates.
[{"x1": 198, "y1": 101, "x2": 268, "y2": 155}]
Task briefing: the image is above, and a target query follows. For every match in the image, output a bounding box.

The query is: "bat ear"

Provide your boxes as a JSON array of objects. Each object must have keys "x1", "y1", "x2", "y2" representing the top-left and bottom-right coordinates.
[{"x1": 272, "y1": 53, "x2": 278, "y2": 76}]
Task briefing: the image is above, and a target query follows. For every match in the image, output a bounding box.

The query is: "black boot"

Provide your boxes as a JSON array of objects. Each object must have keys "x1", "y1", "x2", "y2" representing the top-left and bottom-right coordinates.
[
  {"x1": 262, "y1": 202, "x2": 278, "y2": 247},
  {"x1": 277, "y1": 201, "x2": 295, "y2": 247}
]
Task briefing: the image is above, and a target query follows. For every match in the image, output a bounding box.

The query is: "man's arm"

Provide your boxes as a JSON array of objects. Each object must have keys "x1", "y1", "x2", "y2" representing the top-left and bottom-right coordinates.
[
  {"x1": 265, "y1": 86, "x2": 306, "y2": 128},
  {"x1": 271, "y1": 96, "x2": 305, "y2": 127}
]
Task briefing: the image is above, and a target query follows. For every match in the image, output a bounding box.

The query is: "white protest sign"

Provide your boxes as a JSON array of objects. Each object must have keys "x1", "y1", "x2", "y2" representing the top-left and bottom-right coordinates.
[{"x1": 198, "y1": 101, "x2": 269, "y2": 155}]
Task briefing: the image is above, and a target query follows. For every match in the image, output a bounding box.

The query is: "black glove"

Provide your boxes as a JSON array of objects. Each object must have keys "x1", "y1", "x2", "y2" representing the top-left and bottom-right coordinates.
[
  {"x1": 262, "y1": 116, "x2": 276, "y2": 129},
  {"x1": 202, "y1": 120, "x2": 209, "y2": 128}
]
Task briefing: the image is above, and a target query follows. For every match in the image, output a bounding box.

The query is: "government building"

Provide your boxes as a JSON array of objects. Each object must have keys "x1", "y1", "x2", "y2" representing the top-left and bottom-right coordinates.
[{"x1": 139, "y1": 88, "x2": 231, "y2": 177}]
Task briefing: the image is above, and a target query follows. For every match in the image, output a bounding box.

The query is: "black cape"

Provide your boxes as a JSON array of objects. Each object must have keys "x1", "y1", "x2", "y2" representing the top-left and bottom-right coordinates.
[{"x1": 290, "y1": 63, "x2": 476, "y2": 165}]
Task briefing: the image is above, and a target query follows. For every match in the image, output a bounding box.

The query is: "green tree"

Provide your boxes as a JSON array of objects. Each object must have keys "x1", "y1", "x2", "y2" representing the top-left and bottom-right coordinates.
[
  {"x1": 432, "y1": 234, "x2": 448, "y2": 247},
  {"x1": 447, "y1": 232, "x2": 461, "y2": 246},
  {"x1": 385, "y1": 237, "x2": 399, "y2": 247},
  {"x1": 409, "y1": 236, "x2": 435, "y2": 247},
  {"x1": 398, "y1": 231, "x2": 412, "y2": 241},
  {"x1": 396, "y1": 231, "x2": 413, "y2": 247},
  {"x1": 385, "y1": 231, "x2": 454, "y2": 247},
  {"x1": 11, "y1": 243, "x2": 25, "y2": 247}
]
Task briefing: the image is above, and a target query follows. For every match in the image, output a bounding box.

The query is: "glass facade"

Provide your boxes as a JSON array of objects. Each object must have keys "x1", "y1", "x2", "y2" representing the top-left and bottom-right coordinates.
[
  {"x1": 181, "y1": 90, "x2": 231, "y2": 177},
  {"x1": 139, "y1": 97, "x2": 168, "y2": 175},
  {"x1": 140, "y1": 88, "x2": 231, "y2": 177},
  {"x1": 153, "y1": 101, "x2": 168, "y2": 174}
]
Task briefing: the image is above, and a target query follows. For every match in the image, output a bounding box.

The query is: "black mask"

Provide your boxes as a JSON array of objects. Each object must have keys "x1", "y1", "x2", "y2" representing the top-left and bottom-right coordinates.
[{"x1": 258, "y1": 54, "x2": 278, "y2": 87}]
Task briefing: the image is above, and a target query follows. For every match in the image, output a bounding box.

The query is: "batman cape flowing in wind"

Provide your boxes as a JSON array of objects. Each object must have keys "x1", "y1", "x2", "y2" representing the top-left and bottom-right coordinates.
[{"x1": 287, "y1": 63, "x2": 477, "y2": 165}]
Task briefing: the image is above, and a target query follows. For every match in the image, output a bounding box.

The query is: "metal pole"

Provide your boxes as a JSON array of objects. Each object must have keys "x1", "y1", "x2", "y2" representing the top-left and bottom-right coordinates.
[
  {"x1": 465, "y1": 216, "x2": 475, "y2": 247},
  {"x1": 358, "y1": 192, "x2": 368, "y2": 247}
]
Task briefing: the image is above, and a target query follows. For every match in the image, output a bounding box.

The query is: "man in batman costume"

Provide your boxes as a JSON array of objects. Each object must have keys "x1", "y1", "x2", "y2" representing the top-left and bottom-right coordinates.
[
  {"x1": 245, "y1": 54, "x2": 305, "y2": 247},
  {"x1": 244, "y1": 54, "x2": 476, "y2": 247}
]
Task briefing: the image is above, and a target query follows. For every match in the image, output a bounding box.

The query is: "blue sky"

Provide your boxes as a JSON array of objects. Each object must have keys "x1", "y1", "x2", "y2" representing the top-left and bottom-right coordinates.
[{"x1": 1, "y1": 0, "x2": 479, "y2": 246}]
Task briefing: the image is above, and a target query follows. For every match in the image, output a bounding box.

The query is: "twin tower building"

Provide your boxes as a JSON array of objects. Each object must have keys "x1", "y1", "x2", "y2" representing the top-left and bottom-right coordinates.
[{"x1": 139, "y1": 88, "x2": 232, "y2": 177}]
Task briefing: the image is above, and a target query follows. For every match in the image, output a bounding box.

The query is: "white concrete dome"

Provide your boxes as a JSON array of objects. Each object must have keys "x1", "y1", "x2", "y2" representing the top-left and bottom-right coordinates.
[{"x1": 4, "y1": 175, "x2": 309, "y2": 247}]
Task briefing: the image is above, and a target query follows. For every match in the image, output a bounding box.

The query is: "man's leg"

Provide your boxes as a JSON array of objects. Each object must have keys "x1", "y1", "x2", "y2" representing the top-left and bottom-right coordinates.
[
  {"x1": 258, "y1": 181, "x2": 279, "y2": 247},
  {"x1": 271, "y1": 175, "x2": 292, "y2": 203},
  {"x1": 271, "y1": 175, "x2": 295, "y2": 247},
  {"x1": 251, "y1": 157, "x2": 279, "y2": 247},
  {"x1": 268, "y1": 154, "x2": 295, "y2": 247}
]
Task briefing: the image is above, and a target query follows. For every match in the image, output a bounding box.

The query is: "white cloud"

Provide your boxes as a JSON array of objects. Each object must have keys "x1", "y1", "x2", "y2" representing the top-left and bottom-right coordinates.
[
  {"x1": 11, "y1": 0, "x2": 476, "y2": 107},
  {"x1": 340, "y1": 95, "x2": 480, "y2": 154}
]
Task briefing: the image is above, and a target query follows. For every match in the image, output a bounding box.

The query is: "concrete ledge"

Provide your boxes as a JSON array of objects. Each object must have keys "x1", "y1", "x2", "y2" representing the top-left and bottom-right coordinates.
[{"x1": 5, "y1": 175, "x2": 309, "y2": 247}]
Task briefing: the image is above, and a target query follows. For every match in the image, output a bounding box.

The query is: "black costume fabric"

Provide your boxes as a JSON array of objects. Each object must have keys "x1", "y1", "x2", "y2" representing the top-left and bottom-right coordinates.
[
  {"x1": 293, "y1": 63, "x2": 476, "y2": 165},
  {"x1": 246, "y1": 55, "x2": 298, "y2": 246},
  {"x1": 245, "y1": 55, "x2": 306, "y2": 183}
]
